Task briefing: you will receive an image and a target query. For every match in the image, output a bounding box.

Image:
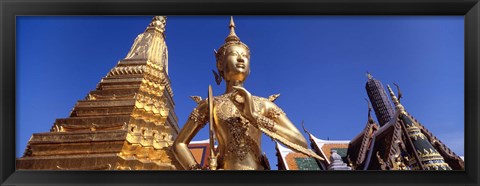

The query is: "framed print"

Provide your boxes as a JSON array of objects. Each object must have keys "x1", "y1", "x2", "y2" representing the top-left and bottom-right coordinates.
[{"x1": 1, "y1": 0, "x2": 479, "y2": 186}]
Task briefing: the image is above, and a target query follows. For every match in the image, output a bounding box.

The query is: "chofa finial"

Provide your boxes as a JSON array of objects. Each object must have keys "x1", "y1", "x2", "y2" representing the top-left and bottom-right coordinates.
[
  {"x1": 393, "y1": 83, "x2": 403, "y2": 102},
  {"x1": 301, "y1": 120, "x2": 310, "y2": 135},
  {"x1": 365, "y1": 98, "x2": 375, "y2": 123}
]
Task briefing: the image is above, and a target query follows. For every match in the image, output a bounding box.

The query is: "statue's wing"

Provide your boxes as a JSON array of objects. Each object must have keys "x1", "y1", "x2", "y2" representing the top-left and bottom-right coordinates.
[
  {"x1": 259, "y1": 125, "x2": 324, "y2": 161},
  {"x1": 268, "y1": 93, "x2": 280, "y2": 102},
  {"x1": 190, "y1": 96, "x2": 202, "y2": 104}
]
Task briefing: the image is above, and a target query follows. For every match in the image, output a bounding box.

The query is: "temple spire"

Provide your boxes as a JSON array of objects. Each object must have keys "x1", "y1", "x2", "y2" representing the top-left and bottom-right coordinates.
[
  {"x1": 146, "y1": 16, "x2": 167, "y2": 34},
  {"x1": 365, "y1": 73, "x2": 395, "y2": 126},
  {"x1": 17, "y1": 15, "x2": 179, "y2": 170},
  {"x1": 125, "y1": 16, "x2": 170, "y2": 72},
  {"x1": 386, "y1": 84, "x2": 405, "y2": 114},
  {"x1": 366, "y1": 72, "x2": 373, "y2": 80}
]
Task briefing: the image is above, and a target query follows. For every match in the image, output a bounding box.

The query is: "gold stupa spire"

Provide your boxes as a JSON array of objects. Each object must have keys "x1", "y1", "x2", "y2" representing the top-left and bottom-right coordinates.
[
  {"x1": 387, "y1": 84, "x2": 405, "y2": 113},
  {"x1": 146, "y1": 16, "x2": 167, "y2": 34}
]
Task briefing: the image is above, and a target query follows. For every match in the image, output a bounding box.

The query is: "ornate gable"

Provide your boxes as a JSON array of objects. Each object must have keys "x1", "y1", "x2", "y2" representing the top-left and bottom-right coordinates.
[{"x1": 347, "y1": 102, "x2": 379, "y2": 170}]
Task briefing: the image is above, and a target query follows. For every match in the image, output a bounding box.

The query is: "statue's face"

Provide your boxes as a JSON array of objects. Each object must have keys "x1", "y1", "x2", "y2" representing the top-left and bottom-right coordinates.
[{"x1": 222, "y1": 45, "x2": 250, "y2": 82}]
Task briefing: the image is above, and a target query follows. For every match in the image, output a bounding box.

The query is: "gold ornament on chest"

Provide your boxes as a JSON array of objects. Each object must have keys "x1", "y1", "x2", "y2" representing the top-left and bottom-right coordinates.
[{"x1": 215, "y1": 95, "x2": 259, "y2": 161}]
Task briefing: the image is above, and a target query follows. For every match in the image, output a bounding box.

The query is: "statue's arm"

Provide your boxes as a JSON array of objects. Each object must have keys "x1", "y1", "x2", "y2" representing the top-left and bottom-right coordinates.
[
  {"x1": 229, "y1": 86, "x2": 308, "y2": 149},
  {"x1": 172, "y1": 101, "x2": 208, "y2": 170},
  {"x1": 260, "y1": 101, "x2": 308, "y2": 149}
]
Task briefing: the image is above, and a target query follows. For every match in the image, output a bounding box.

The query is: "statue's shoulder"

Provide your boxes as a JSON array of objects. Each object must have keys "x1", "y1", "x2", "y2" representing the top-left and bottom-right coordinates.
[
  {"x1": 252, "y1": 95, "x2": 280, "y2": 109},
  {"x1": 252, "y1": 95, "x2": 269, "y2": 103},
  {"x1": 191, "y1": 94, "x2": 227, "y2": 105},
  {"x1": 252, "y1": 93, "x2": 281, "y2": 103},
  {"x1": 253, "y1": 94, "x2": 285, "y2": 117},
  {"x1": 190, "y1": 95, "x2": 203, "y2": 104},
  {"x1": 213, "y1": 93, "x2": 230, "y2": 101}
]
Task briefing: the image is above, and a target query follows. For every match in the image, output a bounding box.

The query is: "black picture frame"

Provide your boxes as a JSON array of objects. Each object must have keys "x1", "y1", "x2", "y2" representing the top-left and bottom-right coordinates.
[{"x1": 1, "y1": 0, "x2": 478, "y2": 185}]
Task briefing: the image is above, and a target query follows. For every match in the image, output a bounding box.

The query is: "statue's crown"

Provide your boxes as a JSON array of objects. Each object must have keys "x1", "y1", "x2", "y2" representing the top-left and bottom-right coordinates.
[{"x1": 215, "y1": 16, "x2": 249, "y2": 60}]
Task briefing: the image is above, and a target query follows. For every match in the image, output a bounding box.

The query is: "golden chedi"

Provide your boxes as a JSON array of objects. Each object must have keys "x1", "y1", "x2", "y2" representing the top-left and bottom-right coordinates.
[{"x1": 17, "y1": 16, "x2": 181, "y2": 170}]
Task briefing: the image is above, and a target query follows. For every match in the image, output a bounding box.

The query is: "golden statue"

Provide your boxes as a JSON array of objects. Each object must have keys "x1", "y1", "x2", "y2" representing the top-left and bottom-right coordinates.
[{"x1": 172, "y1": 17, "x2": 323, "y2": 170}]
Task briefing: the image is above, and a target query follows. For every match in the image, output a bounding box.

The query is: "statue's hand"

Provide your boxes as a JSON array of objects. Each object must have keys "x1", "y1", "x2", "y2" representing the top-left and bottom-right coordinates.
[
  {"x1": 189, "y1": 164, "x2": 203, "y2": 170},
  {"x1": 231, "y1": 86, "x2": 257, "y2": 122}
]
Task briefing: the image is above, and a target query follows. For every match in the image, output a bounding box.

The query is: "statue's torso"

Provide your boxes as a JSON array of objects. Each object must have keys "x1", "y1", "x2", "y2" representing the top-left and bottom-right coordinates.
[{"x1": 212, "y1": 93, "x2": 266, "y2": 170}]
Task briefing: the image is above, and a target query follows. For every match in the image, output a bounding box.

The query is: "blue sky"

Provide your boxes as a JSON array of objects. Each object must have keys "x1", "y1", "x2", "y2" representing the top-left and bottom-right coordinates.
[{"x1": 16, "y1": 16, "x2": 464, "y2": 169}]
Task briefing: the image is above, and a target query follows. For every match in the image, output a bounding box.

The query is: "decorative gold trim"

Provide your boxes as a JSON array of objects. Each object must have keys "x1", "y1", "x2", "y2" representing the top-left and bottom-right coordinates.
[
  {"x1": 255, "y1": 115, "x2": 276, "y2": 132},
  {"x1": 188, "y1": 108, "x2": 208, "y2": 128},
  {"x1": 56, "y1": 164, "x2": 112, "y2": 170}
]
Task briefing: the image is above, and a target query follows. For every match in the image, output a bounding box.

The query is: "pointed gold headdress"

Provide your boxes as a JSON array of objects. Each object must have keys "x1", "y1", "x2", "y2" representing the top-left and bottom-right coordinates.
[
  {"x1": 215, "y1": 16, "x2": 250, "y2": 59},
  {"x1": 213, "y1": 17, "x2": 250, "y2": 84}
]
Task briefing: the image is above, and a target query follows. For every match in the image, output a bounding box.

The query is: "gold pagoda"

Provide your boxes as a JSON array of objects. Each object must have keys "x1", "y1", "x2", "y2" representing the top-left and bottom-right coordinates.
[{"x1": 16, "y1": 16, "x2": 181, "y2": 170}]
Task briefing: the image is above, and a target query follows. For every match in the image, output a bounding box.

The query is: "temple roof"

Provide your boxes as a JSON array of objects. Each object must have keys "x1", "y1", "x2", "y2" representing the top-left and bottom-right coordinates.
[
  {"x1": 347, "y1": 105, "x2": 379, "y2": 169},
  {"x1": 408, "y1": 113, "x2": 465, "y2": 169},
  {"x1": 276, "y1": 142, "x2": 293, "y2": 169},
  {"x1": 275, "y1": 131, "x2": 350, "y2": 170},
  {"x1": 275, "y1": 142, "x2": 322, "y2": 170},
  {"x1": 366, "y1": 113, "x2": 403, "y2": 170},
  {"x1": 309, "y1": 134, "x2": 350, "y2": 165},
  {"x1": 362, "y1": 85, "x2": 462, "y2": 170}
]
